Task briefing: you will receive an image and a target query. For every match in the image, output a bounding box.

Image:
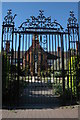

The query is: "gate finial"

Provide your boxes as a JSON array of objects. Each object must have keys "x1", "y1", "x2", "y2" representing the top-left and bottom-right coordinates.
[
  {"x1": 67, "y1": 11, "x2": 77, "y2": 27},
  {"x1": 4, "y1": 9, "x2": 17, "y2": 25}
]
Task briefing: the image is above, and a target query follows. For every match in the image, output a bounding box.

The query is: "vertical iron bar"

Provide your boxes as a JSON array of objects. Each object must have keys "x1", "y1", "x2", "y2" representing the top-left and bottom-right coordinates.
[
  {"x1": 61, "y1": 34, "x2": 65, "y2": 92},
  {"x1": 17, "y1": 33, "x2": 21, "y2": 106}
]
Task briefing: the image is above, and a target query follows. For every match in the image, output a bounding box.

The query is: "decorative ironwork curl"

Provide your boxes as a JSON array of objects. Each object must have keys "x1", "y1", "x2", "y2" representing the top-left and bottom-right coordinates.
[
  {"x1": 18, "y1": 10, "x2": 64, "y2": 32},
  {"x1": 40, "y1": 35, "x2": 47, "y2": 44},
  {"x1": 40, "y1": 35, "x2": 47, "y2": 51},
  {"x1": 3, "y1": 9, "x2": 17, "y2": 25}
]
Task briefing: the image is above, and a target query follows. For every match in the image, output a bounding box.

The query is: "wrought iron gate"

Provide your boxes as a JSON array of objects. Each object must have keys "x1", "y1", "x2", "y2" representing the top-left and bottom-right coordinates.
[{"x1": 2, "y1": 10, "x2": 80, "y2": 107}]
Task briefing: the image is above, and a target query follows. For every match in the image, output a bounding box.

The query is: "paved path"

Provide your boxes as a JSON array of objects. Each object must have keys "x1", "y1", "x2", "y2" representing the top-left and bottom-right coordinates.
[{"x1": 2, "y1": 105, "x2": 78, "y2": 118}]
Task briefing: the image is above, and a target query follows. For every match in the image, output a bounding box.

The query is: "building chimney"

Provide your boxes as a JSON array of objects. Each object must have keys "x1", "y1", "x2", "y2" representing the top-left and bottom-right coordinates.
[{"x1": 6, "y1": 41, "x2": 10, "y2": 52}]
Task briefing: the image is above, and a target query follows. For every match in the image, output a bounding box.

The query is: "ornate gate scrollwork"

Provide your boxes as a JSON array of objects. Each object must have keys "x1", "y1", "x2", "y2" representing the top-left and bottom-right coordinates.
[{"x1": 18, "y1": 10, "x2": 64, "y2": 32}]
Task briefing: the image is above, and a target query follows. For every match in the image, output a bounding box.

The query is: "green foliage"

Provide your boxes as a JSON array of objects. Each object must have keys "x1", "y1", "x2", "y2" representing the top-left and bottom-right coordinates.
[
  {"x1": 2, "y1": 54, "x2": 25, "y2": 103},
  {"x1": 54, "y1": 70, "x2": 67, "y2": 78},
  {"x1": 23, "y1": 64, "x2": 31, "y2": 76},
  {"x1": 68, "y1": 56, "x2": 80, "y2": 97},
  {"x1": 73, "y1": 57, "x2": 80, "y2": 98},
  {"x1": 47, "y1": 80, "x2": 53, "y2": 88},
  {"x1": 54, "y1": 71, "x2": 63, "y2": 77},
  {"x1": 61, "y1": 88, "x2": 74, "y2": 99},
  {"x1": 53, "y1": 83, "x2": 63, "y2": 95},
  {"x1": 2, "y1": 54, "x2": 11, "y2": 97},
  {"x1": 60, "y1": 88, "x2": 76, "y2": 105},
  {"x1": 53, "y1": 82, "x2": 75, "y2": 104},
  {"x1": 41, "y1": 70, "x2": 51, "y2": 77}
]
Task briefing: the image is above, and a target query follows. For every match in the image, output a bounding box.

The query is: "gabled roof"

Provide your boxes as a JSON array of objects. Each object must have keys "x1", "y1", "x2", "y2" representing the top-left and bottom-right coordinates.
[{"x1": 25, "y1": 43, "x2": 59, "y2": 60}]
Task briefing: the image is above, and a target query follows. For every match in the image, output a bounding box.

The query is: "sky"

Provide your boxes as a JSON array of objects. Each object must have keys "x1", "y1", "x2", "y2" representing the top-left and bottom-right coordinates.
[
  {"x1": 1, "y1": 2, "x2": 78, "y2": 52},
  {"x1": 2, "y1": 2, "x2": 78, "y2": 29}
]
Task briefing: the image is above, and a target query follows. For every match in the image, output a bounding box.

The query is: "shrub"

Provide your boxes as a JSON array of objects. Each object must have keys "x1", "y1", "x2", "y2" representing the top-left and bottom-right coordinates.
[
  {"x1": 68, "y1": 56, "x2": 80, "y2": 98},
  {"x1": 53, "y1": 83, "x2": 63, "y2": 95}
]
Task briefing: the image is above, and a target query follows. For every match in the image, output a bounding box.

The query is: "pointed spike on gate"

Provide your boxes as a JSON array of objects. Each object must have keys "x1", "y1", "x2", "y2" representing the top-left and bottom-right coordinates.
[
  {"x1": 26, "y1": 18, "x2": 30, "y2": 22},
  {"x1": 70, "y1": 11, "x2": 74, "y2": 17},
  {"x1": 7, "y1": 9, "x2": 12, "y2": 14},
  {"x1": 14, "y1": 14, "x2": 17, "y2": 17},
  {"x1": 70, "y1": 11, "x2": 74, "y2": 14},
  {"x1": 39, "y1": 10, "x2": 44, "y2": 13}
]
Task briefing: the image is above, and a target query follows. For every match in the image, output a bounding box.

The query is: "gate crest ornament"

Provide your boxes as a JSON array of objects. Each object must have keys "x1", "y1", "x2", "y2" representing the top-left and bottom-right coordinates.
[
  {"x1": 18, "y1": 10, "x2": 64, "y2": 32},
  {"x1": 4, "y1": 9, "x2": 17, "y2": 25},
  {"x1": 67, "y1": 11, "x2": 78, "y2": 35},
  {"x1": 67, "y1": 11, "x2": 77, "y2": 27}
]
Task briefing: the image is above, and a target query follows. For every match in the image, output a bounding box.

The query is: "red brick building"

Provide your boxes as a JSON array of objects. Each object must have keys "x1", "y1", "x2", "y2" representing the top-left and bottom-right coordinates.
[
  {"x1": 23, "y1": 34, "x2": 58, "y2": 76},
  {"x1": 5, "y1": 35, "x2": 79, "y2": 76}
]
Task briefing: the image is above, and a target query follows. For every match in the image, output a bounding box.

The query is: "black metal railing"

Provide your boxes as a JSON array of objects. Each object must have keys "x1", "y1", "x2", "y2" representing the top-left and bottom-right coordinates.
[{"x1": 2, "y1": 10, "x2": 80, "y2": 108}]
